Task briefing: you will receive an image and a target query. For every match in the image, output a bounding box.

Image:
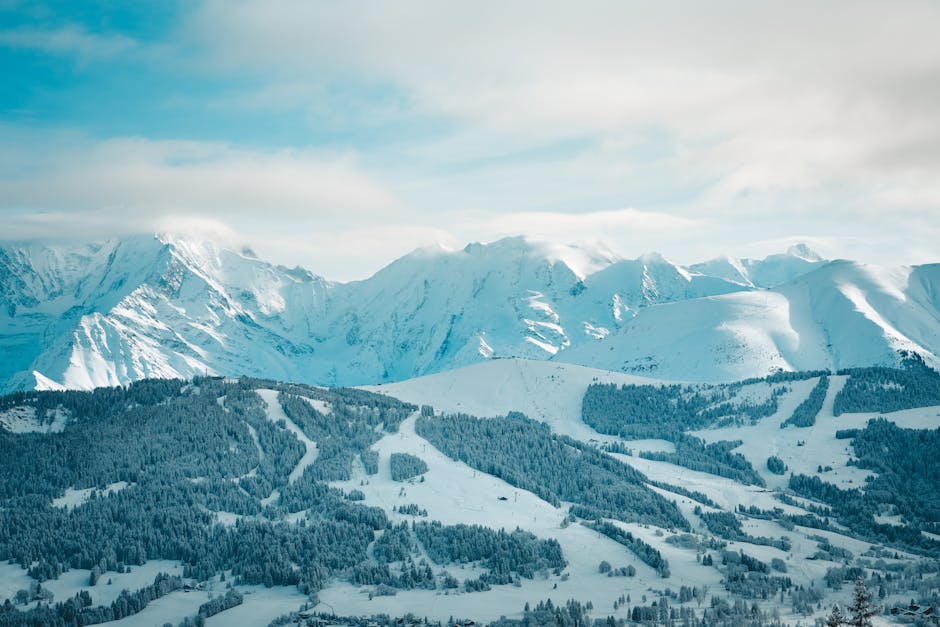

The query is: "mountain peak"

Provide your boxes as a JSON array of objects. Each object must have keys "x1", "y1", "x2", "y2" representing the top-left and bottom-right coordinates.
[
  {"x1": 454, "y1": 236, "x2": 619, "y2": 278},
  {"x1": 636, "y1": 251, "x2": 672, "y2": 266},
  {"x1": 785, "y1": 242, "x2": 823, "y2": 262}
]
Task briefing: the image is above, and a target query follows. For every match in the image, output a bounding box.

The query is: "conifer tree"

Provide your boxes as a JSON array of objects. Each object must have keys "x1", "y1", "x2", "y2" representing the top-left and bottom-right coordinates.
[
  {"x1": 825, "y1": 604, "x2": 845, "y2": 627},
  {"x1": 848, "y1": 577, "x2": 878, "y2": 627}
]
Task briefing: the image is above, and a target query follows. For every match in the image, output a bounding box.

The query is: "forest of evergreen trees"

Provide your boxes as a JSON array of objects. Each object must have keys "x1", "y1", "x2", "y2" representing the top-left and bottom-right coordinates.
[
  {"x1": 0, "y1": 572, "x2": 181, "y2": 626},
  {"x1": 780, "y1": 375, "x2": 828, "y2": 428},
  {"x1": 697, "y1": 511, "x2": 791, "y2": 551},
  {"x1": 415, "y1": 412, "x2": 688, "y2": 529},
  {"x1": 581, "y1": 381, "x2": 782, "y2": 440},
  {"x1": 414, "y1": 521, "x2": 565, "y2": 578},
  {"x1": 389, "y1": 453, "x2": 429, "y2": 481},
  {"x1": 586, "y1": 521, "x2": 670, "y2": 577},
  {"x1": 0, "y1": 378, "x2": 585, "y2": 624},
  {"x1": 834, "y1": 353, "x2": 940, "y2": 415},
  {"x1": 580, "y1": 381, "x2": 781, "y2": 484},
  {"x1": 3, "y1": 358, "x2": 940, "y2": 625},
  {"x1": 638, "y1": 435, "x2": 764, "y2": 486},
  {"x1": 789, "y1": 418, "x2": 940, "y2": 556}
]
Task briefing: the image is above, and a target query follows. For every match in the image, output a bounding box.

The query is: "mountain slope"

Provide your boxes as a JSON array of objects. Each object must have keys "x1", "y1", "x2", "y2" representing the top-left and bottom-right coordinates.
[
  {"x1": 562, "y1": 260, "x2": 940, "y2": 380},
  {"x1": 1, "y1": 234, "x2": 937, "y2": 391},
  {"x1": 0, "y1": 235, "x2": 334, "y2": 391},
  {"x1": 689, "y1": 244, "x2": 826, "y2": 288}
]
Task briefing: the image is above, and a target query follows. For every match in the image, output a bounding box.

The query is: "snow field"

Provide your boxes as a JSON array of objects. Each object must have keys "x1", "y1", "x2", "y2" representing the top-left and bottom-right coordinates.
[
  {"x1": 43, "y1": 560, "x2": 186, "y2": 609},
  {"x1": 0, "y1": 562, "x2": 33, "y2": 605},
  {"x1": 51, "y1": 481, "x2": 131, "y2": 511},
  {"x1": 0, "y1": 405, "x2": 69, "y2": 433},
  {"x1": 321, "y1": 412, "x2": 726, "y2": 622},
  {"x1": 369, "y1": 358, "x2": 663, "y2": 443},
  {"x1": 693, "y1": 375, "x2": 940, "y2": 491},
  {"x1": 204, "y1": 585, "x2": 309, "y2": 626}
]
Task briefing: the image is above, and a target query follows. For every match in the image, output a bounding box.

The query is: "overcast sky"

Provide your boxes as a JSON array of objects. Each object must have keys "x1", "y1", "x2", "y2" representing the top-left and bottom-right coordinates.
[{"x1": 2, "y1": 0, "x2": 939, "y2": 280}]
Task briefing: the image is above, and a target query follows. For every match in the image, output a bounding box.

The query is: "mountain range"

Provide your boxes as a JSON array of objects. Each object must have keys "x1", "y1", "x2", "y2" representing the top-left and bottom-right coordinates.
[{"x1": 1, "y1": 233, "x2": 938, "y2": 392}]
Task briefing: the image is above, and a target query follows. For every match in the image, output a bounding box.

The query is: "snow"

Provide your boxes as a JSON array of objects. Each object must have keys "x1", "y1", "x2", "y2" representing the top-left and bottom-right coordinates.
[
  {"x1": 367, "y1": 358, "x2": 661, "y2": 443},
  {"x1": 32, "y1": 371, "x2": 66, "y2": 391},
  {"x1": 689, "y1": 245, "x2": 825, "y2": 289},
  {"x1": 0, "y1": 406, "x2": 37, "y2": 433},
  {"x1": 52, "y1": 481, "x2": 131, "y2": 510},
  {"x1": 212, "y1": 511, "x2": 244, "y2": 527},
  {"x1": 42, "y1": 560, "x2": 186, "y2": 608},
  {"x1": 322, "y1": 411, "x2": 723, "y2": 621},
  {"x1": 256, "y1": 389, "x2": 318, "y2": 485},
  {"x1": 627, "y1": 454, "x2": 804, "y2": 514},
  {"x1": 524, "y1": 336, "x2": 559, "y2": 355},
  {"x1": 205, "y1": 585, "x2": 308, "y2": 626},
  {"x1": 303, "y1": 396, "x2": 332, "y2": 416},
  {"x1": 692, "y1": 375, "x2": 940, "y2": 490},
  {"x1": 107, "y1": 588, "x2": 205, "y2": 626},
  {"x1": 0, "y1": 562, "x2": 33, "y2": 604},
  {"x1": 563, "y1": 260, "x2": 940, "y2": 382},
  {"x1": 1, "y1": 559, "x2": 306, "y2": 626},
  {"x1": 477, "y1": 333, "x2": 494, "y2": 358},
  {"x1": 0, "y1": 405, "x2": 69, "y2": 433},
  {"x1": 9, "y1": 235, "x2": 936, "y2": 393},
  {"x1": 582, "y1": 322, "x2": 609, "y2": 339},
  {"x1": 2, "y1": 338, "x2": 938, "y2": 623}
]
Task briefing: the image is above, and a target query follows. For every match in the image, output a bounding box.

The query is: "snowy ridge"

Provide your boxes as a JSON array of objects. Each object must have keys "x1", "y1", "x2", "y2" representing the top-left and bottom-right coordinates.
[{"x1": 1, "y1": 234, "x2": 939, "y2": 391}]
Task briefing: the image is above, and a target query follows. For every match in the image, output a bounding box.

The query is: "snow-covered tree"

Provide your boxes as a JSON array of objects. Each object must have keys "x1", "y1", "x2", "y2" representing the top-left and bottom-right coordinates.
[
  {"x1": 847, "y1": 577, "x2": 878, "y2": 627},
  {"x1": 825, "y1": 604, "x2": 845, "y2": 627}
]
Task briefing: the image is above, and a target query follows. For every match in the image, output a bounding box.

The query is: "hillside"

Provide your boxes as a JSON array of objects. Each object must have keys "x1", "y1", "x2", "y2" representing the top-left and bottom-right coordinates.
[{"x1": 1, "y1": 362, "x2": 939, "y2": 624}]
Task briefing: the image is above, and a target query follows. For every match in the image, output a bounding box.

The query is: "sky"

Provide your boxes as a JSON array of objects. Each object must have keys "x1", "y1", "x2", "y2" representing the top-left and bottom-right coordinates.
[{"x1": 1, "y1": 0, "x2": 939, "y2": 280}]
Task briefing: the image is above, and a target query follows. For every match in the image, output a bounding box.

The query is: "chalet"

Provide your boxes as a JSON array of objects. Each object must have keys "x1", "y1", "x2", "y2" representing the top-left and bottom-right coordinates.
[{"x1": 890, "y1": 604, "x2": 938, "y2": 624}]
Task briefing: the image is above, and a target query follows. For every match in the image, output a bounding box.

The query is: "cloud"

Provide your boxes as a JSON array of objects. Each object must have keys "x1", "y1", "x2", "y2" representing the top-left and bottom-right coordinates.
[
  {"x1": 480, "y1": 208, "x2": 698, "y2": 240},
  {"x1": 0, "y1": 130, "x2": 398, "y2": 224},
  {"x1": 1, "y1": 2, "x2": 938, "y2": 278},
  {"x1": 213, "y1": 208, "x2": 696, "y2": 281},
  {"x1": 182, "y1": 0, "x2": 940, "y2": 212},
  {"x1": 0, "y1": 24, "x2": 137, "y2": 62}
]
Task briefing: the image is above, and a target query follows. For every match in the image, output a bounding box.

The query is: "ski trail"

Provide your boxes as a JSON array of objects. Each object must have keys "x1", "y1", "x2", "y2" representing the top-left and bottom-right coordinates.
[{"x1": 256, "y1": 389, "x2": 319, "y2": 485}]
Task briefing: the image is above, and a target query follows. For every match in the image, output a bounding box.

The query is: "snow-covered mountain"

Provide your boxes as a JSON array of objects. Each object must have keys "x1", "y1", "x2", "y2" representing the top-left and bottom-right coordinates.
[
  {"x1": 1, "y1": 234, "x2": 938, "y2": 391},
  {"x1": 0, "y1": 235, "x2": 334, "y2": 391},
  {"x1": 562, "y1": 260, "x2": 940, "y2": 380},
  {"x1": 688, "y1": 243, "x2": 826, "y2": 288}
]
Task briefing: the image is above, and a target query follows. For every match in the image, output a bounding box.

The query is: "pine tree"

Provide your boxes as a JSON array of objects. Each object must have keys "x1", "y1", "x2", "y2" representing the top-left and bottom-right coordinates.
[
  {"x1": 825, "y1": 604, "x2": 845, "y2": 627},
  {"x1": 848, "y1": 577, "x2": 878, "y2": 627}
]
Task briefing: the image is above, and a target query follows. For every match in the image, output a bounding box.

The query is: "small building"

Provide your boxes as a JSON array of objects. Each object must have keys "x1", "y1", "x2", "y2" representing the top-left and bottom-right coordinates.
[{"x1": 891, "y1": 604, "x2": 938, "y2": 624}]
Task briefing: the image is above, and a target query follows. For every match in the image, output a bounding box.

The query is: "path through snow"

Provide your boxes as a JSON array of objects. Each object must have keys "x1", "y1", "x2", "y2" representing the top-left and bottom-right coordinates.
[{"x1": 256, "y1": 388, "x2": 318, "y2": 484}]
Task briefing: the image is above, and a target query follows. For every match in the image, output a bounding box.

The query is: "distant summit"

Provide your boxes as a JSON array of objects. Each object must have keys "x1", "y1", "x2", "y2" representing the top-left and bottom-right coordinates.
[
  {"x1": 786, "y1": 242, "x2": 823, "y2": 262},
  {"x1": 0, "y1": 234, "x2": 937, "y2": 391},
  {"x1": 688, "y1": 244, "x2": 827, "y2": 289}
]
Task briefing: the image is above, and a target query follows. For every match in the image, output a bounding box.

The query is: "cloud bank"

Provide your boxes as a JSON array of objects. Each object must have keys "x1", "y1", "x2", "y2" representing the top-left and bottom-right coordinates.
[{"x1": 1, "y1": 1, "x2": 938, "y2": 278}]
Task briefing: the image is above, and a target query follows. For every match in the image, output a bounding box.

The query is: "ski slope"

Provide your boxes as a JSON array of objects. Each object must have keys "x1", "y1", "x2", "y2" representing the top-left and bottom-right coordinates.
[
  {"x1": 322, "y1": 411, "x2": 724, "y2": 621},
  {"x1": 367, "y1": 358, "x2": 664, "y2": 442}
]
